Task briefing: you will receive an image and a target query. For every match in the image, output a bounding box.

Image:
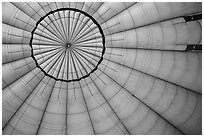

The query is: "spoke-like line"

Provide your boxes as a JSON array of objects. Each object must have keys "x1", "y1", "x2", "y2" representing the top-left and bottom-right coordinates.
[
  {"x1": 90, "y1": 2, "x2": 104, "y2": 18},
  {"x1": 70, "y1": 50, "x2": 79, "y2": 79},
  {"x1": 75, "y1": 44, "x2": 103, "y2": 49},
  {"x1": 59, "y1": 49, "x2": 68, "y2": 80},
  {"x1": 55, "y1": 50, "x2": 67, "y2": 78},
  {"x1": 29, "y1": 2, "x2": 63, "y2": 41},
  {"x1": 72, "y1": 50, "x2": 95, "y2": 73},
  {"x1": 11, "y1": 2, "x2": 38, "y2": 22},
  {"x1": 36, "y1": 80, "x2": 56, "y2": 135},
  {"x1": 38, "y1": 4, "x2": 65, "y2": 42},
  {"x1": 35, "y1": 47, "x2": 64, "y2": 64},
  {"x1": 72, "y1": 20, "x2": 97, "y2": 42},
  {"x1": 35, "y1": 52, "x2": 64, "y2": 69},
  {"x1": 75, "y1": 40, "x2": 102, "y2": 45},
  {"x1": 70, "y1": 2, "x2": 86, "y2": 39},
  {"x1": 79, "y1": 81, "x2": 96, "y2": 134},
  {"x1": 33, "y1": 44, "x2": 63, "y2": 50},
  {"x1": 38, "y1": 21, "x2": 65, "y2": 43},
  {"x1": 36, "y1": 18, "x2": 65, "y2": 44},
  {"x1": 73, "y1": 48, "x2": 115, "y2": 76},
  {"x1": 32, "y1": 43, "x2": 64, "y2": 47},
  {"x1": 71, "y1": 17, "x2": 85, "y2": 40},
  {"x1": 73, "y1": 48, "x2": 97, "y2": 69},
  {"x1": 70, "y1": 11, "x2": 77, "y2": 40},
  {"x1": 49, "y1": 52, "x2": 65, "y2": 77},
  {"x1": 81, "y1": 47, "x2": 118, "y2": 56},
  {"x1": 39, "y1": 48, "x2": 65, "y2": 72},
  {"x1": 47, "y1": 3, "x2": 66, "y2": 42},
  {"x1": 74, "y1": 29, "x2": 100, "y2": 44},
  {"x1": 98, "y1": 3, "x2": 136, "y2": 25},
  {"x1": 74, "y1": 35, "x2": 101, "y2": 45},
  {"x1": 75, "y1": 46, "x2": 100, "y2": 57},
  {"x1": 74, "y1": 48, "x2": 101, "y2": 65},
  {"x1": 88, "y1": 76, "x2": 131, "y2": 135},
  {"x1": 71, "y1": 13, "x2": 81, "y2": 40},
  {"x1": 3, "y1": 32, "x2": 29, "y2": 40},
  {"x1": 2, "y1": 21, "x2": 61, "y2": 45},
  {"x1": 3, "y1": 2, "x2": 201, "y2": 135},
  {"x1": 29, "y1": 7, "x2": 105, "y2": 82},
  {"x1": 76, "y1": 44, "x2": 201, "y2": 95},
  {"x1": 50, "y1": 14, "x2": 66, "y2": 42},
  {"x1": 72, "y1": 54, "x2": 96, "y2": 134},
  {"x1": 72, "y1": 49, "x2": 130, "y2": 134},
  {"x1": 34, "y1": 30, "x2": 64, "y2": 45},
  {"x1": 65, "y1": 86, "x2": 76, "y2": 133},
  {"x1": 63, "y1": 11, "x2": 68, "y2": 40},
  {"x1": 69, "y1": 12, "x2": 74, "y2": 42},
  {"x1": 105, "y1": 46, "x2": 189, "y2": 52},
  {"x1": 13, "y1": 16, "x2": 35, "y2": 28},
  {"x1": 73, "y1": 48, "x2": 117, "y2": 73},
  {"x1": 76, "y1": 47, "x2": 102, "y2": 57},
  {"x1": 2, "y1": 71, "x2": 44, "y2": 131},
  {"x1": 104, "y1": 13, "x2": 202, "y2": 37},
  {"x1": 45, "y1": 4, "x2": 65, "y2": 41},
  {"x1": 31, "y1": 36, "x2": 62, "y2": 46},
  {"x1": 74, "y1": 33, "x2": 100, "y2": 46},
  {"x1": 55, "y1": 4, "x2": 67, "y2": 40},
  {"x1": 26, "y1": 3, "x2": 42, "y2": 18},
  {"x1": 70, "y1": 12, "x2": 82, "y2": 41},
  {"x1": 33, "y1": 46, "x2": 63, "y2": 56},
  {"x1": 58, "y1": 6, "x2": 69, "y2": 41},
  {"x1": 68, "y1": 10, "x2": 71, "y2": 42},
  {"x1": 71, "y1": 18, "x2": 92, "y2": 41},
  {"x1": 75, "y1": 47, "x2": 101, "y2": 59},
  {"x1": 65, "y1": 82, "x2": 68, "y2": 135},
  {"x1": 37, "y1": 3, "x2": 65, "y2": 42},
  {"x1": 2, "y1": 61, "x2": 37, "y2": 91},
  {"x1": 66, "y1": 50, "x2": 70, "y2": 81},
  {"x1": 71, "y1": 13, "x2": 89, "y2": 40},
  {"x1": 75, "y1": 21, "x2": 97, "y2": 37},
  {"x1": 72, "y1": 50, "x2": 129, "y2": 134},
  {"x1": 69, "y1": 50, "x2": 74, "y2": 81},
  {"x1": 72, "y1": 49, "x2": 89, "y2": 76},
  {"x1": 102, "y1": 54, "x2": 202, "y2": 95},
  {"x1": 76, "y1": 45, "x2": 101, "y2": 51},
  {"x1": 73, "y1": 47, "x2": 99, "y2": 74},
  {"x1": 46, "y1": 49, "x2": 65, "y2": 74},
  {"x1": 9, "y1": 76, "x2": 45, "y2": 134},
  {"x1": 98, "y1": 66, "x2": 185, "y2": 134},
  {"x1": 39, "y1": 20, "x2": 64, "y2": 43},
  {"x1": 71, "y1": 50, "x2": 85, "y2": 78},
  {"x1": 73, "y1": 46, "x2": 88, "y2": 75}
]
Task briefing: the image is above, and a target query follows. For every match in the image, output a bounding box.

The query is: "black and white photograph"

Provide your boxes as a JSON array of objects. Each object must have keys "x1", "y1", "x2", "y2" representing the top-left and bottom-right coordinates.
[{"x1": 1, "y1": 1, "x2": 202, "y2": 135}]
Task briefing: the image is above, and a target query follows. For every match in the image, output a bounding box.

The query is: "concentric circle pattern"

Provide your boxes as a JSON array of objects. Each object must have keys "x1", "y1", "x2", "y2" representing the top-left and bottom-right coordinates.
[
  {"x1": 2, "y1": 2, "x2": 202, "y2": 135},
  {"x1": 30, "y1": 8, "x2": 105, "y2": 82}
]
